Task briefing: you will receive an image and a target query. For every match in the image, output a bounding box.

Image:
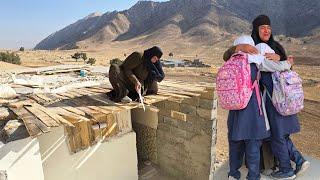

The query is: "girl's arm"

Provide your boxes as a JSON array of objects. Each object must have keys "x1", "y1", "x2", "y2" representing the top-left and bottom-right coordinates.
[{"x1": 259, "y1": 59, "x2": 292, "y2": 72}]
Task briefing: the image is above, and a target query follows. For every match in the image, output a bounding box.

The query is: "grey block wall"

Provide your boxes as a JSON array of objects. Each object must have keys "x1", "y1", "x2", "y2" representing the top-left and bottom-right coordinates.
[{"x1": 154, "y1": 87, "x2": 217, "y2": 180}]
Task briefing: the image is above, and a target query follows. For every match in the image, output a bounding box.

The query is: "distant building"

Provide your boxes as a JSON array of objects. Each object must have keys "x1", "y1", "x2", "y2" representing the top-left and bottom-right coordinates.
[
  {"x1": 161, "y1": 59, "x2": 186, "y2": 67},
  {"x1": 161, "y1": 58, "x2": 210, "y2": 68}
]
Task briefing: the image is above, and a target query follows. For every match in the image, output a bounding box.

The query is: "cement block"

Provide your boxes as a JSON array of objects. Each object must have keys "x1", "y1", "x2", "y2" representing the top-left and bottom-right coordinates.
[
  {"x1": 163, "y1": 116, "x2": 179, "y2": 127},
  {"x1": 171, "y1": 111, "x2": 187, "y2": 121},
  {"x1": 132, "y1": 122, "x2": 157, "y2": 164},
  {"x1": 200, "y1": 90, "x2": 215, "y2": 100},
  {"x1": 165, "y1": 101, "x2": 180, "y2": 111},
  {"x1": 199, "y1": 98, "x2": 217, "y2": 110},
  {"x1": 158, "y1": 107, "x2": 171, "y2": 117},
  {"x1": 196, "y1": 107, "x2": 217, "y2": 120},
  {"x1": 181, "y1": 96, "x2": 200, "y2": 107},
  {"x1": 180, "y1": 103, "x2": 197, "y2": 115},
  {"x1": 131, "y1": 108, "x2": 158, "y2": 129},
  {"x1": 153, "y1": 101, "x2": 165, "y2": 109}
]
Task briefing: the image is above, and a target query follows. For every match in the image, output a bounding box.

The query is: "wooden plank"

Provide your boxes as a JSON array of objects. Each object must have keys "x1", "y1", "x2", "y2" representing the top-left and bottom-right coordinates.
[
  {"x1": 61, "y1": 106, "x2": 86, "y2": 116},
  {"x1": 57, "y1": 92, "x2": 75, "y2": 99},
  {"x1": 47, "y1": 107, "x2": 86, "y2": 124},
  {"x1": 28, "y1": 94, "x2": 46, "y2": 104},
  {"x1": 64, "y1": 126, "x2": 78, "y2": 153},
  {"x1": 65, "y1": 91, "x2": 82, "y2": 98},
  {"x1": 102, "y1": 122, "x2": 117, "y2": 139},
  {"x1": 85, "y1": 87, "x2": 108, "y2": 93},
  {"x1": 77, "y1": 120, "x2": 93, "y2": 149},
  {"x1": 88, "y1": 106, "x2": 112, "y2": 115},
  {"x1": 51, "y1": 93, "x2": 69, "y2": 100},
  {"x1": 8, "y1": 100, "x2": 33, "y2": 108},
  {"x1": 10, "y1": 107, "x2": 49, "y2": 136},
  {"x1": 36, "y1": 94, "x2": 53, "y2": 102},
  {"x1": 25, "y1": 105, "x2": 59, "y2": 127},
  {"x1": 32, "y1": 103, "x2": 74, "y2": 127},
  {"x1": 74, "y1": 89, "x2": 95, "y2": 96}
]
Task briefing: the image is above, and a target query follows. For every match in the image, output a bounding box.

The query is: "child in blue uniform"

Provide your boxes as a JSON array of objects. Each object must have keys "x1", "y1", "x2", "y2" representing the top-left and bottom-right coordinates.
[{"x1": 227, "y1": 36, "x2": 293, "y2": 180}]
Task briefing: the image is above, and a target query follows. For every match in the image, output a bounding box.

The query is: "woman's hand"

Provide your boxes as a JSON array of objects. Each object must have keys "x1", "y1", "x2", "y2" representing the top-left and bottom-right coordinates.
[
  {"x1": 287, "y1": 55, "x2": 294, "y2": 65},
  {"x1": 265, "y1": 53, "x2": 280, "y2": 61},
  {"x1": 235, "y1": 44, "x2": 258, "y2": 54},
  {"x1": 135, "y1": 81, "x2": 141, "y2": 93}
]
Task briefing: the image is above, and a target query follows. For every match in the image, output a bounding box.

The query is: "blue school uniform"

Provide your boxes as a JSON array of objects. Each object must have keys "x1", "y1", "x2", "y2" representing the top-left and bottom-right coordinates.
[
  {"x1": 260, "y1": 71, "x2": 303, "y2": 173},
  {"x1": 228, "y1": 64, "x2": 270, "y2": 180},
  {"x1": 228, "y1": 65, "x2": 270, "y2": 141}
]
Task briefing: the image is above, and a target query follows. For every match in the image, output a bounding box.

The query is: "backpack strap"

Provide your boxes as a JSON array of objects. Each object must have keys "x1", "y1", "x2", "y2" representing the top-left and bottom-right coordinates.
[
  {"x1": 252, "y1": 70, "x2": 263, "y2": 115},
  {"x1": 265, "y1": 88, "x2": 272, "y2": 101}
]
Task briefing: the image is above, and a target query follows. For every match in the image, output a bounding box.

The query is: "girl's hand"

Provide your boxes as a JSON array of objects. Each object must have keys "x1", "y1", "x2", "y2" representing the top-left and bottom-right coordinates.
[
  {"x1": 265, "y1": 53, "x2": 280, "y2": 61},
  {"x1": 288, "y1": 55, "x2": 294, "y2": 65}
]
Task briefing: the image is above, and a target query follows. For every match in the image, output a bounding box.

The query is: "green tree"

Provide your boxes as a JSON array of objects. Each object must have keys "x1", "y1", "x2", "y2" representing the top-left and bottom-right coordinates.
[
  {"x1": 81, "y1": 53, "x2": 87, "y2": 62},
  {"x1": 87, "y1": 58, "x2": 96, "y2": 65},
  {"x1": 71, "y1": 52, "x2": 81, "y2": 62}
]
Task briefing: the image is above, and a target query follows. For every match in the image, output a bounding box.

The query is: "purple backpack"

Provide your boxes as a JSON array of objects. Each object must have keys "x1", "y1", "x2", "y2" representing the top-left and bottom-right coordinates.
[{"x1": 270, "y1": 70, "x2": 304, "y2": 116}]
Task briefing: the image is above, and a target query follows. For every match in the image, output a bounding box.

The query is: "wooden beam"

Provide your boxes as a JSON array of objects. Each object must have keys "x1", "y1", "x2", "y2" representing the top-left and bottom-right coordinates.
[
  {"x1": 25, "y1": 105, "x2": 59, "y2": 127},
  {"x1": 10, "y1": 107, "x2": 49, "y2": 137}
]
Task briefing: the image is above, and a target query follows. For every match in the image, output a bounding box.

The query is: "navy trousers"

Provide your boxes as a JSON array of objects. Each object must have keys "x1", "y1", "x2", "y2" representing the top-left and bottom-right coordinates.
[
  {"x1": 271, "y1": 134, "x2": 304, "y2": 173},
  {"x1": 229, "y1": 140, "x2": 262, "y2": 180}
]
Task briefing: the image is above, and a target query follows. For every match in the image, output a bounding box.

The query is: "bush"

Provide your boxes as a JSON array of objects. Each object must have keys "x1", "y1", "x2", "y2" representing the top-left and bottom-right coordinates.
[
  {"x1": 19, "y1": 47, "x2": 25, "y2": 51},
  {"x1": 169, "y1": 52, "x2": 173, "y2": 57},
  {"x1": 0, "y1": 52, "x2": 21, "y2": 65},
  {"x1": 87, "y1": 58, "x2": 96, "y2": 65}
]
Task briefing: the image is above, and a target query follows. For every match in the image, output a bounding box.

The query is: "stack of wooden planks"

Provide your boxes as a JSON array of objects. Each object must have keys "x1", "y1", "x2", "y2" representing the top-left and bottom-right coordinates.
[{"x1": 3, "y1": 80, "x2": 214, "y2": 153}]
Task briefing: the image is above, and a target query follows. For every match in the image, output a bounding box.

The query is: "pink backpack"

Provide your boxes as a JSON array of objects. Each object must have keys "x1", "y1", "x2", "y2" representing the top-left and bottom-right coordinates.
[
  {"x1": 269, "y1": 71, "x2": 304, "y2": 116},
  {"x1": 216, "y1": 52, "x2": 262, "y2": 114}
]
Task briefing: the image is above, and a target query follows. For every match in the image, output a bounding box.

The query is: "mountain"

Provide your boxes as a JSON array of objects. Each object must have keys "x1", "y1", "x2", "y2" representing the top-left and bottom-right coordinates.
[{"x1": 35, "y1": 0, "x2": 320, "y2": 50}]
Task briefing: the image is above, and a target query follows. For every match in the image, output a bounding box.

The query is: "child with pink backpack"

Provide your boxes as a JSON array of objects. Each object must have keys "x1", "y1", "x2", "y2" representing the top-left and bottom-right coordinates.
[{"x1": 217, "y1": 35, "x2": 294, "y2": 180}]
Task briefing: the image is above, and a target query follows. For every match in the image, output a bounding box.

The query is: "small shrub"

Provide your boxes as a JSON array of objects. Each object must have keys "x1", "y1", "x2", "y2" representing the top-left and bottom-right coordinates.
[
  {"x1": 19, "y1": 47, "x2": 25, "y2": 51},
  {"x1": 0, "y1": 52, "x2": 21, "y2": 65},
  {"x1": 87, "y1": 58, "x2": 96, "y2": 65}
]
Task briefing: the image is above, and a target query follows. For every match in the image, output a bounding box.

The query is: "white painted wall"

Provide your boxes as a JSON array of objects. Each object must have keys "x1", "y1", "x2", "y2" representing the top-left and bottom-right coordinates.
[
  {"x1": 37, "y1": 127, "x2": 138, "y2": 180},
  {"x1": 0, "y1": 138, "x2": 44, "y2": 180}
]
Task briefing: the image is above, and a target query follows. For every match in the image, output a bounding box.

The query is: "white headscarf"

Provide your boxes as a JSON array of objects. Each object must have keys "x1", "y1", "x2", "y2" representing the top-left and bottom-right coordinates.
[
  {"x1": 233, "y1": 35, "x2": 264, "y2": 65},
  {"x1": 233, "y1": 35, "x2": 255, "y2": 46}
]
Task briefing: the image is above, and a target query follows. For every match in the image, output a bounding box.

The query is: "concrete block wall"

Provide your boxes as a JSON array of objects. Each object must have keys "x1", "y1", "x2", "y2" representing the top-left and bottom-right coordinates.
[
  {"x1": 154, "y1": 87, "x2": 218, "y2": 180},
  {"x1": 131, "y1": 108, "x2": 159, "y2": 167}
]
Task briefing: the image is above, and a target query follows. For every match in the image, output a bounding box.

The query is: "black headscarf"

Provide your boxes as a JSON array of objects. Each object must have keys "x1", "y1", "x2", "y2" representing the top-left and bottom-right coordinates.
[
  {"x1": 143, "y1": 46, "x2": 165, "y2": 83},
  {"x1": 251, "y1": 15, "x2": 287, "y2": 61}
]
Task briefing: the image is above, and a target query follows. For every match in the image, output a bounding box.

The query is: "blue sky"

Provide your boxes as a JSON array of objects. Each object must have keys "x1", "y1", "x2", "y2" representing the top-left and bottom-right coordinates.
[{"x1": 0, "y1": 0, "x2": 167, "y2": 49}]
